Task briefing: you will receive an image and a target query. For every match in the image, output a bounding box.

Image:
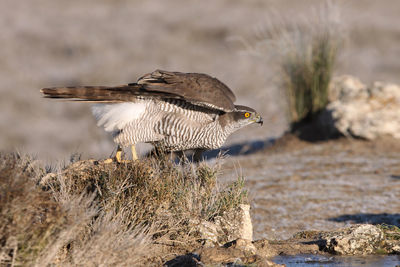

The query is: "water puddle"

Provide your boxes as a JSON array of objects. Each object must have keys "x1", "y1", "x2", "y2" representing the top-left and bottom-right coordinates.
[{"x1": 273, "y1": 254, "x2": 400, "y2": 267}]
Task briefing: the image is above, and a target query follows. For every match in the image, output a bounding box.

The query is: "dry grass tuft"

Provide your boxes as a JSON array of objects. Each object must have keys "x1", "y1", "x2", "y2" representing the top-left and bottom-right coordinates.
[
  {"x1": 245, "y1": 2, "x2": 343, "y2": 124},
  {"x1": 278, "y1": 2, "x2": 343, "y2": 123},
  {"x1": 48, "y1": 158, "x2": 247, "y2": 248},
  {"x1": 0, "y1": 153, "x2": 67, "y2": 265},
  {"x1": 0, "y1": 153, "x2": 247, "y2": 266}
]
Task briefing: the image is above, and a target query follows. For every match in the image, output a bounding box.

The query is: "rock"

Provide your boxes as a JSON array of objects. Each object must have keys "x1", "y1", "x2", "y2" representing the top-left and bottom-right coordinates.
[
  {"x1": 192, "y1": 219, "x2": 219, "y2": 247},
  {"x1": 199, "y1": 246, "x2": 253, "y2": 264},
  {"x1": 194, "y1": 204, "x2": 254, "y2": 246},
  {"x1": 253, "y1": 239, "x2": 278, "y2": 258},
  {"x1": 254, "y1": 225, "x2": 400, "y2": 257},
  {"x1": 386, "y1": 240, "x2": 400, "y2": 254},
  {"x1": 224, "y1": 238, "x2": 257, "y2": 254},
  {"x1": 164, "y1": 254, "x2": 201, "y2": 267},
  {"x1": 238, "y1": 204, "x2": 254, "y2": 241},
  {"x1": 321, "y1": 224, "x2": 384, "y2": 255},
  {"x1": 214, "y1": 204, "x2": 254, "y2": 243},
  {"x1": 255, "y1": 238, "x2": 321, "y2": 257},
  {"x1": 198, "y1": 239, "x2": 282, "y2": 267},
  {"x1": 326, "y1": 75, "x2": 400, "y2": 139}
]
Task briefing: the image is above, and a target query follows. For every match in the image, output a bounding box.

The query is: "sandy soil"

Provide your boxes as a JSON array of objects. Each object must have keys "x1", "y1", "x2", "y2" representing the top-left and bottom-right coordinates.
[
  {"x1": 1, "y1": 0, "x2": 400, "y2": 245},
  {"x1": 218, "y1": 136, "x2": 400, "y2": 240}
]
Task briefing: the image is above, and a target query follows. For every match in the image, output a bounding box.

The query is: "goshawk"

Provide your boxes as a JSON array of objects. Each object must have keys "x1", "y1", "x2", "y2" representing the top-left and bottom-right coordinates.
[{"x1": 41, "y1": 70, "x2": 263, "y2": 161}]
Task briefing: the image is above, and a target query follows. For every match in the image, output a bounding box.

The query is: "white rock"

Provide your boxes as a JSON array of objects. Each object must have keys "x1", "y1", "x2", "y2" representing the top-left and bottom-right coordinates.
[
  {"x1": 192, "y1": 204, "x2": 254, "y2": 246},
  {"x1": 322, "y1": 224, "x2": 384, "y2": 255},
  {"x1": 326, "y1": 76, "x2": 400, "y2": 139},
  {"x1": 215, "y1": 204, "x2": 254, "y2": 243},
  {"x1": 239, "y1": 204, "x2": 254, "y2": 241}
]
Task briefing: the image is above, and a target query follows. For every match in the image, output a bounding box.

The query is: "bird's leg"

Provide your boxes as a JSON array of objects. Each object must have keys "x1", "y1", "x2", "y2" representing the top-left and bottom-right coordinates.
[
  {"x1": 112, "y1": 145, "x2": 135, "y2": 163},
  {"x1": 115, "y1": 145, "x2": 123, "y2": 163},
  {"x1": 131, "y1": 145, "x2": 138, "y2": 161},
  {"x1": 173, "y1": 151, "x2": 185, "y2": 163},
  {"x1": 193, "y1": 149, "x2": 206, "y2": 163},
  {"x1": 102, "y1": 145, "x2": 123, "y2": 164}
]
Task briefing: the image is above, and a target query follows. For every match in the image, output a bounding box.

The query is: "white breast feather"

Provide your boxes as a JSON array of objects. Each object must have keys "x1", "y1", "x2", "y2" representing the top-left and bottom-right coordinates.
[{"x1": 91, "y1": 103, "x2": 146, "y2": 132}]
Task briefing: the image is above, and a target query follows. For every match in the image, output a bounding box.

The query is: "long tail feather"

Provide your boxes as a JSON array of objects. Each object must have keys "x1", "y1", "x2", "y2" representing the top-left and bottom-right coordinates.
[
  {"x1": 40, "y1": 85, "x2": 140, "y2": 102},
  {"x1": 40, "y1": 82, "x2": 196, "y2": 103}
]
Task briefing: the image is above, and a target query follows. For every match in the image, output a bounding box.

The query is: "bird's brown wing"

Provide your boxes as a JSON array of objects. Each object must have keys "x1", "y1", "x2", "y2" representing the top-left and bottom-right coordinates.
[
  {"x1": 41, "y1": 70, "x2": 236, "y2": 112},
  {"x1": 135, "y1": 70, "x2": 236, "y2": 111}
]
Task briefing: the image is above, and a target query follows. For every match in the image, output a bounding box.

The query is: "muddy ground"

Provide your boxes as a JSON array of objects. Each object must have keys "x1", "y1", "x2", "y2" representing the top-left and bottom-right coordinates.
[{"x1": 217, "y1": 135, "x2": 400, "y2": 240}]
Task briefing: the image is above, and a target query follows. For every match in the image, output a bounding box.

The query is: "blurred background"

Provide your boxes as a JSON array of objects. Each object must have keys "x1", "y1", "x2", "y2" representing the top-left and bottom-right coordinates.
[{"x1": 1, "y1": 0, "x2": 400, "y2": 161}]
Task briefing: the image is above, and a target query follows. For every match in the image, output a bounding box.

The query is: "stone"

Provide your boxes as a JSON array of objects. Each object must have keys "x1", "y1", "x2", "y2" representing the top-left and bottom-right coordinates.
[
  {"x1": 194, "y1": 204, "x2": 254, "y2": 246},
  {"x1": 224, "y1": 238, "x2": 257, "y2": 254},
  {"x1": 388, "y1": 242, "x2": 400, "y2": 254},
  {"x1": 214, "y1": 204, "x2": 253, "y2": 243},
  {"x1": 198, "y1": 239, "x2": 282, "y2": 267},
  {"x1": 191, "y1": 219, "x2": 219, "y2": 247},
  {"x1": 326, "y1": 75, "x2": 400, "y2": 139},
  {"x1": 384, "y1": 240, "x2": 400, "y2": 254},
  {"x1": 253, "y1": 239, "x2": 278, "y2": 258},
  {"x1": 322, "y1": 224, "x2": 384, "y2": 255}
]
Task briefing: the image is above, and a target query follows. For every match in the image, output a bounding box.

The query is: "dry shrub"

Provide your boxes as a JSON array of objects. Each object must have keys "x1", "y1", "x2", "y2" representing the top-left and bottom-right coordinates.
[
  {"x1": 244, "y1": 1, "x2": 343, "y2": 124},
  {"x1": 0, "y1": 153, "x2": 247, "y2": 266},
  {"x1": 279, "y1": 2, "x2": 342, "y2": 123},
  {"x1": 65, "y1": 212, "x2": 151, "y2": 266},
  {"x1": 50, "y1": 157, "x2": 247, "y2": 248},
  {"x1": 0, "y1": 153, "x2": 66, "y2": 265}
]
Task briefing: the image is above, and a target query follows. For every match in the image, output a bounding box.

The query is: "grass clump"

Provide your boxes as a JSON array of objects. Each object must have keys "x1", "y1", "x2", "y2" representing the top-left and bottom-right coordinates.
[
  {"x1": 52, "y1": 158, "x2": 246, "y2": 226},
  {"x1": 248, "y1": 2, "x2": 343, "y2": 124},
  {"x1": 281, "y1": 26, "x2": 339, "y2": 123},
  {"x1": 280, "y1": 3, "x2": 342, "y2": 123},
  {"x1": 0, "y1": 153, "x2": 247, "y2": 266},
  {"x1": 0, "y1": 154, "x2": 67, "y2": 265}
]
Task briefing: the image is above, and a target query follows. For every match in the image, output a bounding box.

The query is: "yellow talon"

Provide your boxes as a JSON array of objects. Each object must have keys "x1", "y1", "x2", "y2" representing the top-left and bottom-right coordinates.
[
  {"x1": 103, "y1": 158, "x2": 113, "y2": 164},
  {"x1": 115, "y1": 147, "x2": 123, "y2": 163},
  {"x1": 103, "y1": 145, "x2": 138, "y2": 163}
]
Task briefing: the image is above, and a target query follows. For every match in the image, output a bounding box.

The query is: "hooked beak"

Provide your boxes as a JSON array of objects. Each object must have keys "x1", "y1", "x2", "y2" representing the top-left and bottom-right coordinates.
[{"x1": 255, "y1": 115, "x2": 263, "y2": 126}]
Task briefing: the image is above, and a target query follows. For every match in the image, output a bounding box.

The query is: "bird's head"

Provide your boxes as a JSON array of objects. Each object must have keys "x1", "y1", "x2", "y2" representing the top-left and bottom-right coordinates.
[
  {"x1": 218, "y1": 105, "x2": 263, "y2": 131},
  {"x1": 232, "y1": 105, "x2": 263, "y2": 126}
]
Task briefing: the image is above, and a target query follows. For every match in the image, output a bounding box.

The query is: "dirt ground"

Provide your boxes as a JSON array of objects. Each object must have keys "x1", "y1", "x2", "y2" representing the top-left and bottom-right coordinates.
[
  {"x1": 218, "y1": 135, "x2": 400, "y2": 240},
  {"x1": 1, "y1": 0, "x2": 400, "y2": 246}
]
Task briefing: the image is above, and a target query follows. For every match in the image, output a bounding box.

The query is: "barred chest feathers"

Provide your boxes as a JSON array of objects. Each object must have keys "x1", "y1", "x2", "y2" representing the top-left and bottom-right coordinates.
[{"x1": 91, "y1": 100, "x2": 233, "y2": 151}]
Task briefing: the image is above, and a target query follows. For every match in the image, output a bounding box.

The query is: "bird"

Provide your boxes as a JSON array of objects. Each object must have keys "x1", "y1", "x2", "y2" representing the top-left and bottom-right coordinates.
[{"x1": 41, "y1": 70, "x2": 263, "y2": 162}]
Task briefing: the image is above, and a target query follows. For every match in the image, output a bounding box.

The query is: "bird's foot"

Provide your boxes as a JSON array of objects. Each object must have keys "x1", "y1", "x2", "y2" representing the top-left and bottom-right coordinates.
[
  {"x1": 118, "y1": 159, "x2": 133, "y2": 164},
  {"x1": 102, "y1": 158, "x2": 135, "y2": 164},
  {"x1": 102, "y1": 157, "x2": 134, "y2": 164},
  {"x1": 103, "y1": 158, "x2": 114, "y2": 164},
  {"x1": 102, "y1": 145, "x2": 139, "y2": 164}
]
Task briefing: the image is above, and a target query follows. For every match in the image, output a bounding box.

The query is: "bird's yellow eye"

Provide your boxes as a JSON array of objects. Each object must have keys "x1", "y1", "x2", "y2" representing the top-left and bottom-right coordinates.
[{"x1": 244, "y1": 112, "x2": 250, "y2": 118}]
